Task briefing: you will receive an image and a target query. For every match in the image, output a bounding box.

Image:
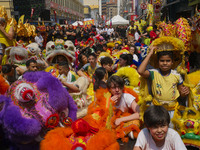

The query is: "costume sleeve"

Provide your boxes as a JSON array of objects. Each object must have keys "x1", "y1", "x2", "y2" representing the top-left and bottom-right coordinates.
[
  {"x1": 148, "y1": 69, "x2": 154, "y2": 80},
  {"x1": 178, "y1": 73, "x2": 183, "y2": 85},
  {"x1": 134, "y1": 129, "x2": 146, "y2": 149},
  {"x1": 81, "y1": 63, "x2": 89, "y2": 72}
]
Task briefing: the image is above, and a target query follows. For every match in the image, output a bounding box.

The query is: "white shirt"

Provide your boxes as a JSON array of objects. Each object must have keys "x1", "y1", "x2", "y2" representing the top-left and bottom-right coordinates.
[
  {"x1": 133, "y1": 54, "x2": 139, "y2": 62},
  {"x1": 58, "y1": 71, "x2": 74, "y2": 84},
  {"x1": 115, "y1": 93, "x2": 135, "y2": 112},
  {"x1": 107, "y1": 28, "x2": 114, "y2": 35},
  {"x1": 135, "y1": 128, "x2": 187, "y2": 150}
]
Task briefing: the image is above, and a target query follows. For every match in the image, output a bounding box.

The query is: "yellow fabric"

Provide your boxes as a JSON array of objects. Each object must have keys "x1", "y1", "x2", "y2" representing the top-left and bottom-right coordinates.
[
  {"x1": 152, "y1": 99, "x2": 179, "y2": 111},
  {"x1": 150, "y1": 70, "x2": 181, "y2": 102},
  {"x1": 0, "y1": 24, "x2": 14, "y2": 47},
  {"x1": 87, "y1": 65, "x2": 97, "y2": 78},
  {"x1": 128, "y1": 26, "x2": 134, "y2": 34}
]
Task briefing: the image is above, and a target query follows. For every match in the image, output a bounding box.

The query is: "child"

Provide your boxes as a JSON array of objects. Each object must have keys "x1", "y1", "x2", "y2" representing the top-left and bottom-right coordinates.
[
  {"x1": 93, "y1": 67, "x2": 107, "y2": 91},
  {"x1": 133, "y1": 105, "x2": 187, "y2": 150},
  {"x1": 77, "y1": 53, "x2": 99, "y2": 83},
  {"x1": 58, "y1": 61, "x2": 79, "y2": 93},
  {"x1": 107, "y1": 75, "x2": 140, "y2": 139},
  {"x1": 100, "y1": 56, "x2": 114, "y2": 77},
  {"x1": 138, "y1": 41, "x2": 189, "y2": 119}
]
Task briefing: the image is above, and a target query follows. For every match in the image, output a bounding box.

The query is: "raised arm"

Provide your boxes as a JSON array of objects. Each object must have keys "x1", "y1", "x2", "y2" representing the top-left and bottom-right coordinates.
[
  {"x1": 0, "y1": 25, "x2": 14, "y2": 41},
  {"x1": 137, "y1": 45, "x2": 156, "y2": 78}
]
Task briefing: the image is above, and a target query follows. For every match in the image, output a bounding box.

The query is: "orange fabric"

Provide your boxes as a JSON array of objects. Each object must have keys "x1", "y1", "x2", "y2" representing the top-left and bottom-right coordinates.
[
  {"x1": 0, "y1": 75, "x2": 9, "y2": 95},
  {"x1": 124, "y1": 87, "x2": 139, "y2": 102},
  {"x1": 87, "y1": 129, "x2": 119, "y2": 150},
  {"x1": 40, "y1": 127, "x2": 73, "y2": 150}
]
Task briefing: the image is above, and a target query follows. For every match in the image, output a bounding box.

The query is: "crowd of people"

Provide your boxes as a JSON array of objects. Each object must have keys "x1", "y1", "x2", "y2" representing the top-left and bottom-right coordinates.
[{"x1": 0, "y1": 6, "x2": 200, "y2": 149}]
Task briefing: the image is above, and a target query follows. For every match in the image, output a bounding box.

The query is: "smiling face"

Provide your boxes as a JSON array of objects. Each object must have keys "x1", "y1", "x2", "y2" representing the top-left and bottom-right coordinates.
[
  {"x1": 158, "y1": 55, "x2": 173, "y2": 73},
  {"x1": 129, "y1": 46, "x2": 135, "y2": 55},
  {"x1": 148, "y1": 124, "x2": 168, "y2": 144}
]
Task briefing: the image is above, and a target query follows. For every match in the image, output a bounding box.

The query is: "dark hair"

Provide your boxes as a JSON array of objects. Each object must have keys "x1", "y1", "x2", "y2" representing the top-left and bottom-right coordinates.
[
  {"x1": 184, "y1": 51, "x2": 189, "y2": 57},
  {"x1": 100, "y1": 56, "x2": 113, "y2": 66},
  {"x1": 88, "y1": 53, "x2": 97, "y2": 59},
  {"x1": 129, "y1": 45, "x2": 138, "y2": 54},
  {"x1": 58, "y1": 61, "x2": 69, "y2": 69},
  {"x1": 78, "y1": 53, "x2": 87, "y2": 64},
  {"x1": 107, "y1": 75, "x2": 124, "y2": 89},
  {"x1": 144, "y1": 105, "x2": 170, "y2": 128},
  {"x1": 153, "y1": 25, "x2": 157, "y2": 30},
  {"x1": 93, "y1": 67, "x2": 107, "y2": 91},
  {"x1": 157, "y1": 51, "x2": 173, "y2": 60},
  {"x1": 119, "y1": 54, "x2": 128, "y2": 65},
  {"x1": 127, "y1": 54, "x2": 133, "y2": 65},
  {"x1": 102, "y1": 44, "x2": 107, "y2": 48},
  {"x1": 26, "y1": 59, "x2": 37, "y2": 67},
  {"x1": 2, "y1": 64, "x2": 13, "y2": 74}
]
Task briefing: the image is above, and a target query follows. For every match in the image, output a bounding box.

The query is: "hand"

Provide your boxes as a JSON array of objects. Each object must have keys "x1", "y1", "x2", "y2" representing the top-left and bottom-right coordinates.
[
  {"x1": 111, "y1": 95, "x2": 120, "y2": 104},
  {"x1": 115, "y1": 118, "x2": 123, "y2": 126},
  {"x1": 180, "y1": 86, "x2": 190, "y2": 97},
  {"x1": 148, "y1": 45, "x2": 157, "y2": 55}
]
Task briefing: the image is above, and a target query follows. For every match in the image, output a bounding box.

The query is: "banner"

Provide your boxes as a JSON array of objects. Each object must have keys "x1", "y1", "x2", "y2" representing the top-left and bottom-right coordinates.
[{"x1": 83, "y1": 19, "x2": 94, "y2": 26}]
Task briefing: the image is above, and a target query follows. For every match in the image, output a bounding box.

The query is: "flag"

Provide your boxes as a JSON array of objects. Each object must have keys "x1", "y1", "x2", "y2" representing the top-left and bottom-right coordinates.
[
  {"x1": 18, "y1": 15, "x2": 25, "y2": 25},
  {"x1": 31, "y1": 8, "x2": 34, "y2": 18}
]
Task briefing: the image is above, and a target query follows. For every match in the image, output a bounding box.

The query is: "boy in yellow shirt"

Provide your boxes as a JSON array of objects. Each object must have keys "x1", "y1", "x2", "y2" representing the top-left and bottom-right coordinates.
[{"x1": 138, "y1": 37, "x2": 189, "y2": 123}]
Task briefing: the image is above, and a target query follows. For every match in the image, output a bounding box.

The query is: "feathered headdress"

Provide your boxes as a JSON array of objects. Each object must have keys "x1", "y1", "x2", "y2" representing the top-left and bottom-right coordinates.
[{"x1": 150, "y1": 36, "x2": 185, "y2": 69}]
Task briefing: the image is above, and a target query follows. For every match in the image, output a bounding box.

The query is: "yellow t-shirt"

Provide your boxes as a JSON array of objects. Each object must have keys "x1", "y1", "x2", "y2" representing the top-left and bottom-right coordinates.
[
  {"x1": 0, "y1": 24, "x2": 14, "y2": 47},
  {"x1": 149, "y1": 69, "x2": 183, "y2": 102}
]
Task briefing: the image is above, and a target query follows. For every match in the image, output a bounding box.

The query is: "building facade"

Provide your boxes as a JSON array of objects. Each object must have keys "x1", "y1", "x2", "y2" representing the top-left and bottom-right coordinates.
[
  {"x1": 0, "y1": 0, "x2": 84, "y2": 24},
  {"x1": 0, "y1": 0, "x2": 14, "y2": 18},
  {"x1": 106, "y1": 0, "x2": 117, "y2": 20}
]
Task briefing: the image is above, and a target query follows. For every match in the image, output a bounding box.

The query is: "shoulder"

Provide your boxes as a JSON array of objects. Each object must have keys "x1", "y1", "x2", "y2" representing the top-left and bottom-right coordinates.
[
  {"x1": 140, "y1": 128, "x2": 149, "y2": 135},
  {"x1": 170, "y1": 69, "x2": 181, "y2": 76},
  {"x1": 123, "y1": 93, "x2": 136, "y2": 100},
  {"x1": 167, "y1": 128, "x2": 179, "y2": 137},
  {"x1": 166, "y1": 128, "x2": 182, "y2": 142},
  {"x1": 136, "y1": 128, "x2": 149, "y2": 142},
  {"x1": 148, "y1": 68, "x2": 159, "y2": 75},
  {"x1": 148, "y1": 68, "x2": 159, "y2": 72},
  {"x1": 82, "y1": 63, "x2": 90, "y2": 68}
]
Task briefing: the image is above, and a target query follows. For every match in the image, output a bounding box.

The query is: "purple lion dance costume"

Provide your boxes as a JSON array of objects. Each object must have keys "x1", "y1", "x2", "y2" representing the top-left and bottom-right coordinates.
[{"x1": 0, "y1": 71, "x2": 77, "y2": 149}]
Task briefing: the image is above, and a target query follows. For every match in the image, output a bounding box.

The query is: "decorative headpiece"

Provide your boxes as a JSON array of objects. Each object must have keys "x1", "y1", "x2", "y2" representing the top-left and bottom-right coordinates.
[{"x1": 150, "y1": 36, "x2": 185, "y2": 69}]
